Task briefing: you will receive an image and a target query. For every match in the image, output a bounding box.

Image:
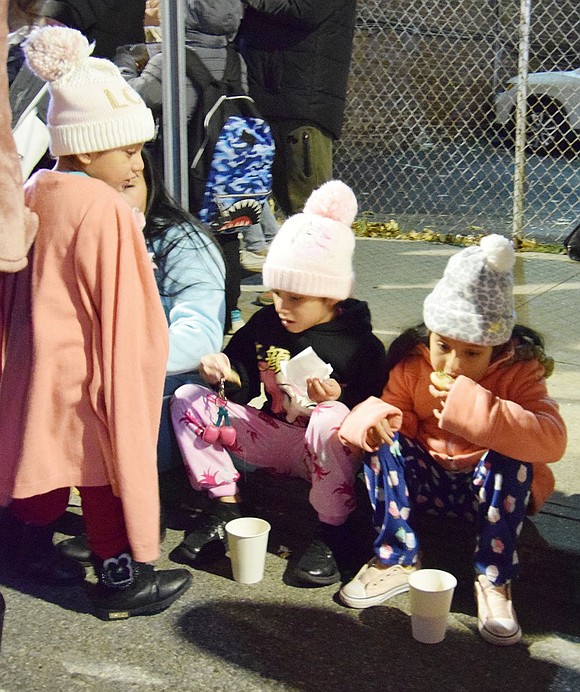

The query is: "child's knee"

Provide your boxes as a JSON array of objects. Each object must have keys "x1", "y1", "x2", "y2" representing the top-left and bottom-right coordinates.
[{"x1": 310, "y1": 400, "x2": 350, "y2": 431}]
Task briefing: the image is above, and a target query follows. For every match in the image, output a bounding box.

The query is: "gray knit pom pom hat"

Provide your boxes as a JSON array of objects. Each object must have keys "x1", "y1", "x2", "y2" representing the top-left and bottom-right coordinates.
[{"x1": 423, "y1": 234, "x2": 516, "y2": 346}]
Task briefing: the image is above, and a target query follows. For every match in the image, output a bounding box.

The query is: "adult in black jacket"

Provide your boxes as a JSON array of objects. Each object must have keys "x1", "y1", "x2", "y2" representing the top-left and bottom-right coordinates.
[
  {"x1": 237, "y1": 0, "x2": 357, "y2": 216},
  {"x1": 41, "y1": 0, "x2": 146, "y2": 59}
]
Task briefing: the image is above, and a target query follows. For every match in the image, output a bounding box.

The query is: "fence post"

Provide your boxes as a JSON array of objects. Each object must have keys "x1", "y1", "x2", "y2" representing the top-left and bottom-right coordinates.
[
  {"x1": 511, "y1": 0, "x2": 532, "y2": 244},
  {"x1": 161, "y1": 0, "x2": 188, "y2": 208}
]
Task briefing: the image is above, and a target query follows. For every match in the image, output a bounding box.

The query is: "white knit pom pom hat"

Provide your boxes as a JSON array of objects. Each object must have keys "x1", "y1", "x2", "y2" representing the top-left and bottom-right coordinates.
[
  {"x1": 23, "y1": 26, "x2": 154, "y2": 156},
  {"x1": 262, "y1": 180, "x2": 357, "y2": 300},
  {"x1": 423, "y1": 234, "x2": 517, "y2": 346}
]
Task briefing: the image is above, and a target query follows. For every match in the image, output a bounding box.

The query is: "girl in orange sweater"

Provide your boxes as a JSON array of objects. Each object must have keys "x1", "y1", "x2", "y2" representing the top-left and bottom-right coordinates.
[{"x1": 338, "y1": 235, "x2": 566, "y2": 645}]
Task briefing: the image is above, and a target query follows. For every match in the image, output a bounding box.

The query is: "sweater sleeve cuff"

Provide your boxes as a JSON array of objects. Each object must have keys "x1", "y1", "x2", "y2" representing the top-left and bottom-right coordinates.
[{"x1": 338, "y1": 396, "x2": 403, "y2": 451}]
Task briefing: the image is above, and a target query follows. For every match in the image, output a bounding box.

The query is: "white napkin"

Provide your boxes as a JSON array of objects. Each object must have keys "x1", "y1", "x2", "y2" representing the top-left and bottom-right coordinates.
[{"x1": 279, "y1": 347, "x2": 333, "y2": 398}]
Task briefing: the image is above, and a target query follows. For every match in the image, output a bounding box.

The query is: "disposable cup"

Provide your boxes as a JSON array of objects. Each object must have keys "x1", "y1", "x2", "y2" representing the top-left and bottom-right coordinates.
[
  {"x1": 225, "y1": 517, "x2": 271, "y2": 584},
  {"x1": 408, "y1": 569, "x2": 457, "y2": 644}
]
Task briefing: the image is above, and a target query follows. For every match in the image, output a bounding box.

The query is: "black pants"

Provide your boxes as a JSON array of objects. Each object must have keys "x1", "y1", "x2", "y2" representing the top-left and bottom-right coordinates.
[{"x1": 216, "y1": 233, "x2": 241, "y2": 333}]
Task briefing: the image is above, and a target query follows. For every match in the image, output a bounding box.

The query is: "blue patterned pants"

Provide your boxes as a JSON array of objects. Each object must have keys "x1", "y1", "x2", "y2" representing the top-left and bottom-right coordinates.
[{"x1": 365, "y1": 434, "x2": 533, "y2": 585}]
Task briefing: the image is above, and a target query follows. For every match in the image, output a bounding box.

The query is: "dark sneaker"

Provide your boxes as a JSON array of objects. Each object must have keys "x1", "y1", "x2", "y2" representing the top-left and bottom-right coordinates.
[
  {"x1": 169, "y1": 503, "x2": 241, "y2": 567},
  {"x1": 294, "y1": 537, "x2": 340, "y2": 586}
]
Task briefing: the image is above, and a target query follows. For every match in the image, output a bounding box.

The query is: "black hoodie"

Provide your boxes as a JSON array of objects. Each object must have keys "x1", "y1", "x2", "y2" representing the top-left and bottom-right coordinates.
[{"x1": 224, "y1": 299, "x2": 388, "y2": 419}]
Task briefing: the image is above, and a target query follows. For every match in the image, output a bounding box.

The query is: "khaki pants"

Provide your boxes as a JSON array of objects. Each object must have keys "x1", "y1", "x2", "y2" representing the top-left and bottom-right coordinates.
[{"x1": 270, "y1": 120, "x2": 333, "y2": 216}]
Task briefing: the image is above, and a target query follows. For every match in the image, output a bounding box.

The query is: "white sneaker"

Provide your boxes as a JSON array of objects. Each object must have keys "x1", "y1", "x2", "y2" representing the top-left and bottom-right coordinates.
[
  {"x1": 339, "y1": 558, "x2": 417, "y2": 609},
  {"x1": 240, "y1": 248, "x2": 268, "y2": 273},
  {"x1": 475, "y1": 574, "x2": 522, "y2": 645}
]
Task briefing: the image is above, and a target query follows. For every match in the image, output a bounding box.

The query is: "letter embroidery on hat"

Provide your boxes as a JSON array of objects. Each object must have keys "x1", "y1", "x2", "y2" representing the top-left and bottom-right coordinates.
[{"x1": 104, "y1": 88, "x2": 143, "y2": 109}]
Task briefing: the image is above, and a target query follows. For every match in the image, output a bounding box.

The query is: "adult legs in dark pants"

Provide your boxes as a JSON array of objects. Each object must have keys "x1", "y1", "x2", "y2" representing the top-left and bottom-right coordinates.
[
  {"x1": 216, "y1": 232, "x2": 241, "y2": 334},
  {"x1": 270, "y1": 120, "x2": 334, "y2": 216}
]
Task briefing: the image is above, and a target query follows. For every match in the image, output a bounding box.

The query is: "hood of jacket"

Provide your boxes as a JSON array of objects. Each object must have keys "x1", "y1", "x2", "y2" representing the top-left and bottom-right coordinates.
[
  {"x1": 184, "y1": 0, "x2": 243, "y2": 46},
  {"x1": 312, "y1": 298, "x2": 375, "y2": 337}
]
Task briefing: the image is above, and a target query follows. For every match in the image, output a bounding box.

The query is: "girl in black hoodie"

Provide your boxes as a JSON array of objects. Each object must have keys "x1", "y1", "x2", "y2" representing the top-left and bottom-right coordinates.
[{"x1": 169, "y1": 181, "x2": 388, "y2": 586}]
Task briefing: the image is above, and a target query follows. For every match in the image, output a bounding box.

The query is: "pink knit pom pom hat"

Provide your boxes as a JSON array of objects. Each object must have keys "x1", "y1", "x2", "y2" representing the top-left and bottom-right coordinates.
[
  {"x1": 262, "y1": 180, "x2": 357, "y2": 300},
  {"x1": 23, "y1": 26, "x2": 154, "y2": 156}
]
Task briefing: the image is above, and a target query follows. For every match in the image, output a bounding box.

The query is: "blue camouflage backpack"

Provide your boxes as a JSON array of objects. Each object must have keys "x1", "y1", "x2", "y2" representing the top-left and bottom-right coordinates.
[{"x1": 185, "y1": 44, "x2": 275, "y2": 234}]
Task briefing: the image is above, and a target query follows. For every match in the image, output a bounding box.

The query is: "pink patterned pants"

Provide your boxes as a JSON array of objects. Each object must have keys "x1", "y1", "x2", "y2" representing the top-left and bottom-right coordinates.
[{"x1": 170, "y1": 384, "x2": 360, "y2": 525}]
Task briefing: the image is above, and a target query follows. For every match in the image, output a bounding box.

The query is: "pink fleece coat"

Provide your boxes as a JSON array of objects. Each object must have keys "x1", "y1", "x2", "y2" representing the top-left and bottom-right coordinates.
[
  {"x1": 0, "y1": 0, "x2": 37, "y2": 272},
  {"x1": 339, "y1": 342, "x2": 567, "y2": 513},
  {"x1": 0, "y1": 171, "x2": 168, "y2": 562}
]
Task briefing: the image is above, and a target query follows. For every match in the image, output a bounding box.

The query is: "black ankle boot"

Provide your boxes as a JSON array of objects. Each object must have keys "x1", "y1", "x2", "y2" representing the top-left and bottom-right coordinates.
[
  {"x1": 58, "y1": 518, "x2": 168, "y2": 567},
  {"x1": 90, "y1": 552, "x2": 192, "y2": 620},
  {"x1": 169, "y1": 501, "x2": 241, "y2": 568},
  {"x1": 294, "y1": 522, "x2": 358, "y2": 586},
  {"x1": 0, "y1": 512, "x2": 85, "y2": 585},
  {"x1": 57, "y1": 534, "x2": 92, "y2": 565}
]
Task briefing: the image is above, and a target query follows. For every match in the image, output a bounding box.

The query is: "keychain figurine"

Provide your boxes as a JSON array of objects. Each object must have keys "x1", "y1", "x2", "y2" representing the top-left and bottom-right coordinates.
[{"x1": 201, "y1": 379, "x2": 237, "y2": 447}]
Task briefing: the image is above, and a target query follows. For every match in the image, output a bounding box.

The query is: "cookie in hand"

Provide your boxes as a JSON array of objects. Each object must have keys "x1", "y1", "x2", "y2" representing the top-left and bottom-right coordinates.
[{"x1": 430, "y1": 370, "x2": 456, "y2": 389}]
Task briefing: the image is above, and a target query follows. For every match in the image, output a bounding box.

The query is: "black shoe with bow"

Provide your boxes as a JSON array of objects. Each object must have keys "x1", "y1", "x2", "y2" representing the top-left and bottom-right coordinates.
[{"x1": 90, "y1": 552, "x2": 192, "y2": 620}]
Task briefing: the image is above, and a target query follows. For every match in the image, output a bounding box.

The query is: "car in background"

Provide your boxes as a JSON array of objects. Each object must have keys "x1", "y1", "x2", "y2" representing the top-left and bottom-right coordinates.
[{"x1": 495, "y1": 67, "x2": 580, "y2": 154}]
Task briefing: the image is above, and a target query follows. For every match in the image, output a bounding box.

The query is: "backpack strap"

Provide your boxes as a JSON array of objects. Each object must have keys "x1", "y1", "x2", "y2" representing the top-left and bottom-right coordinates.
[
  {"x1": 184, "y1": 44, "x2": 244, "y2": 96},
  {"x1": 184, "y1": 45, "x2": 214, "y2": 89},
  {"x1": 221, "y1": 44, "x2": 244, "y2": 94},
  {"x1": 10, "y1": 64, "x2": 49, "y2": 128}
]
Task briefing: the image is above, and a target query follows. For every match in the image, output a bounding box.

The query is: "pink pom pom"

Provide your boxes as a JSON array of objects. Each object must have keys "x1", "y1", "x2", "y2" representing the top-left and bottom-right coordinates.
[
  {"x1": 303, "y1": 180, "x2": 358, "y2": 226},
  {"x1": 24, "y1": 26, "x2": 91, "y2": 82}
]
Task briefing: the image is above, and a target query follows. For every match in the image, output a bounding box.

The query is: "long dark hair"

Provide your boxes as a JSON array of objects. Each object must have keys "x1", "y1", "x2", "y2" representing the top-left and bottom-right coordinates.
[
  {"x1": 140, "y1": 147, "x2": 225, "y2": 298},
  {"x1": 384, "y1": 323, "x2": 548, "y2": 378}
]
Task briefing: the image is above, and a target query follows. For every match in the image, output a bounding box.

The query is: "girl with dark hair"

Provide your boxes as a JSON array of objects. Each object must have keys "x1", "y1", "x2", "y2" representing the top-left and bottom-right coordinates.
[{"x1": 122, "y1": 147, "x2": 226, "y2": 472}]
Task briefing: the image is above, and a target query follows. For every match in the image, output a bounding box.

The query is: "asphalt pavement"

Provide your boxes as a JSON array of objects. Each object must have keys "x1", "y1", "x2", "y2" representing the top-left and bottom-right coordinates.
[{"x1": 0, "y1": 239, "x2": 579, "y2": 692}]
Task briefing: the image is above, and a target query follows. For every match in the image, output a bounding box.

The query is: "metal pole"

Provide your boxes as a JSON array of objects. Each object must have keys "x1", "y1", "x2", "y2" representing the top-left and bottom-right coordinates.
[
  {"x1": 511, "y1": 0, "x2": 532, "y2": 244},
  {"x1": 161, "y1": 0, "x2": 188, "y2": 207}
]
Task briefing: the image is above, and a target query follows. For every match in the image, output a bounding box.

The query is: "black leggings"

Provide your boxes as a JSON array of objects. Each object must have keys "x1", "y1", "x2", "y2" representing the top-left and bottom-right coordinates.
[{"x1": 216, "y1": 233, "x2": 241, "y2": 333}]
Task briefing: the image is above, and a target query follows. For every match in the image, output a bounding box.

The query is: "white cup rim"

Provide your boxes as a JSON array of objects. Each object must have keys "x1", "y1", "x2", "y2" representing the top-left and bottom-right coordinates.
[
  {"x1": 225, "y1": 516, "x2": 271, "y2": 539},
  {"x1": 408, "y1": 568, "x2": 457, "y2": 592}
]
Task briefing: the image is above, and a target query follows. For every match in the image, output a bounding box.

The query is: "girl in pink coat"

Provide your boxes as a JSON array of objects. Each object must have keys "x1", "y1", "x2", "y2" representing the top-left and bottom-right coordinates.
[
  {"x1": 0, "y1": 26, "x2": 191, "y2": 620},
  {"x1": 337, "y1": 235, "x2": 567, "y2": 646}
]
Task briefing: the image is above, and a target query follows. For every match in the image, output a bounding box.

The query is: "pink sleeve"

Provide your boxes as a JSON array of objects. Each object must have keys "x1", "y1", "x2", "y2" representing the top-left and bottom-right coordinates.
[
  {"x1": 0, "y1": 5, "x2": 38, "y2": 273},
  {"x1": 338, "y1": 396, "x2": 403, "y2": 452}
]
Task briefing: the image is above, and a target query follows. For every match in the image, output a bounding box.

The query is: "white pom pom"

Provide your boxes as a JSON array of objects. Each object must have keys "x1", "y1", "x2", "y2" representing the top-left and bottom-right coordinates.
[
  {"x1": 24, "y1": 26, "x2": 91, "y2": 82},
  {"x1": 480, "y1": 234, "x2": 515, "y2": 273},
  {"x1": 303, "y1": 180, "x2": 358, "y2": 226}
]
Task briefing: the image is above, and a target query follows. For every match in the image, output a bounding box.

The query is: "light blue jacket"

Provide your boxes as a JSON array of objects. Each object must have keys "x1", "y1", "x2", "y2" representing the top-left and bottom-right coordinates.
[{"x1": 148, "y1": 224, "x2": 226, "y2": 376}]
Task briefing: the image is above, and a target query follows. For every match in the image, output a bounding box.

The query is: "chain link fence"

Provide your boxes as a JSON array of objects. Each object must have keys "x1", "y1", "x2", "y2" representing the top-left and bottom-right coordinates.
[{"x1": 335, "y1": 0, "x2": 580, "y2": 245}]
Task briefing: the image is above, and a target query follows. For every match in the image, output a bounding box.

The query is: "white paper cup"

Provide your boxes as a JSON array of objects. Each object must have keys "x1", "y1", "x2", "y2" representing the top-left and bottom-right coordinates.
[
  {"x1": 225, "y1": 517, "x2": 271, "y2": 584},
  {"x1": 408, "y1": 569, "x2": 457, "y2": 644}
]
